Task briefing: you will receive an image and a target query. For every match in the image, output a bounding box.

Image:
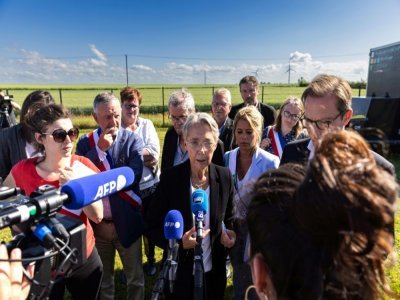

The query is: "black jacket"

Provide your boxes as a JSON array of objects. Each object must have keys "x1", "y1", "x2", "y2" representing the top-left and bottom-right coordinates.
[
  {"x1": 228, "y1": 102, "x2": 276, "y2": 129},
  {"x1": 161, "y1": 126, "x2": 224, "y2": 172},
  {"x1": 145, "y1": 160, "x2": 234, "y2": 299}
]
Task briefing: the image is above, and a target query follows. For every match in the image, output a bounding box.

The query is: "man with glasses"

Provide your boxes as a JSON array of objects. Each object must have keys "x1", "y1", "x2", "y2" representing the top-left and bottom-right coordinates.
[
  {"x1": 280, "y1": 74, "x2": 394, "y2": 175},
  {"x1": 161, "y1": 88, "x2": 224, "y2": 171},
  {"x1": 76, "y1": 92, "x2": 145, "y2": 300},
  {"x1": 228, "y1": 75, "x2": 276, "y2": 129},
  {"x1": 211, "y1": 88, "x2": 234, "y2": 152}
]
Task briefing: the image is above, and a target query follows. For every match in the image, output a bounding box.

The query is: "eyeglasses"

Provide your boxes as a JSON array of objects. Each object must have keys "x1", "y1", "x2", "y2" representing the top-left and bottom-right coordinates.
[
  {"x1": 123, "y1": 103, "x2": 139, "y2": 110},
  {"x1": 282, "y1": 110, "x2": 301, "y2": 121},
  {"x1": 169, "y1": 114, "x2": 188, "y2": 123},
  {"x1": 186, "y1": 141, "x2": 215, "y2": 151},
  {"x1": 212, "y1": 101, "x2": 230, "y2": 108},
  {"x1": 41, "y1": 128, "x2": 80, "y2": 143},
  {"x1": 300, "y1": 112, "x2": 344, "y2": 130}
]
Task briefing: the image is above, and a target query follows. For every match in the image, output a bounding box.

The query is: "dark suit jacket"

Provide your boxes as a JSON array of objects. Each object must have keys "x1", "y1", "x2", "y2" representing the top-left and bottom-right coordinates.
[
  {"x1": 228, "y1": 102, "x2": 276, "y2": 129},
  {"x1": 161, "y1": 126, "x2": 224, "y2": 172},
  {"x1": 0, "y1": 124, "x2": 28, "y2": 180},
  {"x1": 76, "y1": 128, "x2": 144, "y2": 247},
  {"x1": 145, "y1": 160, "x2": 234, "y2": 299},
  {"x1": 280, "y1": 138, "x2": 395, "y2": 176},
  {"x1": 219, "y1": 117, "x2": 234, "y2": 152}
]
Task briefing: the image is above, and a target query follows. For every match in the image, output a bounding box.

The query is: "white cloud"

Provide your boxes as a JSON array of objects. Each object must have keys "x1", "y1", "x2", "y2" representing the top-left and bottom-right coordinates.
[
  {"x1": 89, "y1": 44, "x2": 107, "y2": 62},
  {"x1": 131, "y1": 64, "x2": 155, "y2": 72},
  {"x1": 0, "y1": 49, "x2": 369, "y2": 84}
]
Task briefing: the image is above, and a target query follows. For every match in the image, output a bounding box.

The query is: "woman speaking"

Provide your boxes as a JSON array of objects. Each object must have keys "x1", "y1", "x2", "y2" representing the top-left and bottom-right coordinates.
[{"x1": 146, "y1": 112, "x2": 236, "y2": 300}]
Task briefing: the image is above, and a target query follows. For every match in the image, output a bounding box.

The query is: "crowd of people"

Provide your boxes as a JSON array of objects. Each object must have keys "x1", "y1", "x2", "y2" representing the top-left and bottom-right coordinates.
[{"x1": 0, "y1": 74, "x2": 397, "y2": 300}]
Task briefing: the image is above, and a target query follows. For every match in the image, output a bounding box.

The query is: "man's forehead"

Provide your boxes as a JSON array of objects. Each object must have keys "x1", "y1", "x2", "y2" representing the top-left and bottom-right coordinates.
[
  {"x1": 169, "y1": 105, "x2": 187, "y2": 115},
  {"x1": 304, "y1": 95, "x2": 339, "y2": 116}
]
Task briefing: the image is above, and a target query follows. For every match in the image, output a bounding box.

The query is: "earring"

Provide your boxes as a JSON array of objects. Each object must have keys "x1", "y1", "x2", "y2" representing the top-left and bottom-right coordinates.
[
  {"x1": 245, "y1": 285, "x2": 256, "y2": 300},
  {"x1": 245, "y1": 284, "x2": 269, "y2": 300}
]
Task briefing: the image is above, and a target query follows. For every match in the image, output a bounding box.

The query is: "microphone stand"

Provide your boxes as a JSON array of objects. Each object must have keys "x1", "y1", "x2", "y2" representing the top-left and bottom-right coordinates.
[
  {"x1": 151, "y1": 241, "x2": 179, "y2": 300},
  {"x1": 193, "y1": 216, "x2": 205, "y2": 300},
  {"x1": 151, "y1": 259, "x2": 170, "y2": 300}
]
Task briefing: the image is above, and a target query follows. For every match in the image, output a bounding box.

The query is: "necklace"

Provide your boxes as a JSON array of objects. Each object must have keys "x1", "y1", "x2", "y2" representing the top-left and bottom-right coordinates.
[{"x1": 191, "y1": 178, "x2": 208, "y2": 190}]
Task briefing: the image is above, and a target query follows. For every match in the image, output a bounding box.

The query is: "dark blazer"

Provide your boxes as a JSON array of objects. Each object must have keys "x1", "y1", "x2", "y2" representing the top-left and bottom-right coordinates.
[
  {"x1": 76, "y1": 128, "x2": 144, "y2": 247},
  {"x1": 280, "y1": 137, "x2": 396, "y2": 176},
  {"x1": 0, "y1": 124, "x2": 28, "y2": 180},
  {"x1": 219, "y1": 117, "x2": 234, "y2": 152},
  {"x1": 228, "y1": 102, "x2": 276, "y2": 129},
  {"x1": 161, "y1": 126, "x2": 225, "y2": 172},
  {"x1": 146, "y1": 160, "x2": 234, "y2": 299}
]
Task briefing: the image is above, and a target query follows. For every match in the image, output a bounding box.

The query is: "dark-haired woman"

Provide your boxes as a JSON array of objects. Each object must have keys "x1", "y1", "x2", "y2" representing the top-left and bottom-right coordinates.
[
  {"x1": 247, "y1": 131, "x2": 397, "y2": 300},
  {"x1": 4, "y1": 104, "x2": 103, "y2": 300},
  {"x1": 0, "y1": 90, "x2": 55, "y2": 180}
]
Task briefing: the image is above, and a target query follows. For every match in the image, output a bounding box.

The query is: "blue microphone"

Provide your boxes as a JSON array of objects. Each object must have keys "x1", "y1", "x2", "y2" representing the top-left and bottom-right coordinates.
[
  {"x1": 191, "y1": 189, "x2": 208, "y2": 238},
  {"x1": 164, "y1": 210, "x2": 183, "y2": 293},
  {"x1": 61, "y1": 167, "x2": 134, "y2": 209}
]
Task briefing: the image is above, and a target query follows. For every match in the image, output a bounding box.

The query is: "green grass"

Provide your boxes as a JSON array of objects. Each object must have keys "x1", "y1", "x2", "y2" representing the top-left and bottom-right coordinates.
[{"x1": 1, "y1": 84, "x2": 366, "y2": 110}]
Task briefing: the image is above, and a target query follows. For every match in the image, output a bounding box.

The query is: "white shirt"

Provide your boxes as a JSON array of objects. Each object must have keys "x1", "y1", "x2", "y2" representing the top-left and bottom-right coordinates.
[
  {"x1": 133, "y1": 117, "x2": 160, "y2": 190},
  {"x1": 307, "y1": 140, "x2": 315, "y2": 161}
]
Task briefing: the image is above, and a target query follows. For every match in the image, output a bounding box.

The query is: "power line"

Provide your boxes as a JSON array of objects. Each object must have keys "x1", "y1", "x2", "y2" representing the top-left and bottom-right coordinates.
[{"x1": 3, "y1": 51, "x2": 369, "y2": 62}]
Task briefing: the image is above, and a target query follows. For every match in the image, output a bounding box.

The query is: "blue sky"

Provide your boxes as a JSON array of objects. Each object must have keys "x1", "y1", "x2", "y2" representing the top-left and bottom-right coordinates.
[{"x1": 1, "y1": 0, "x2": 399, "y2": 84}]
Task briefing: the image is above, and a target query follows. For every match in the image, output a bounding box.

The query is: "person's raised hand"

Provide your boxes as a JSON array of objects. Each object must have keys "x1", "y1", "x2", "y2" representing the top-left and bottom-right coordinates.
[{"x1": 0, "y1": 245, "x2": 35, "y2": 300}]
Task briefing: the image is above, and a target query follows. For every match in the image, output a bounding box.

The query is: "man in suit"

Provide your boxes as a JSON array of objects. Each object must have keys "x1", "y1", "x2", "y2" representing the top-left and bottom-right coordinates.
[
  {"x1": 228, "y1": 75, "x2": 276, "y2": 129},
  {"x1": 161, "y1": 88, "x2": 224, "y2": 171},
  {"x1": 280, "y1": 74, "x2": 395, "y2": 175},
  {"x1": 212, "y1": 88, "x2": 234, "y2": 152},
  {"x1": 76, "y1": 92, "x2": 145, "y2": 300}
]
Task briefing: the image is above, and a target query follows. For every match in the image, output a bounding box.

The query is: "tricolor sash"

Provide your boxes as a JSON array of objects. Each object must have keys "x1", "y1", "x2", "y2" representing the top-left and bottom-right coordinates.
[{"x1": 267, "y1": 127, "x2": 285, "y2": 158}]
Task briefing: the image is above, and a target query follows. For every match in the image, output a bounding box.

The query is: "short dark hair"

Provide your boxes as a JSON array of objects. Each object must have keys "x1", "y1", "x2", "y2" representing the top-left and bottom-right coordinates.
[
  {"x1": 20, "y1": 90, "x2": 55, "y2": 143},
  {"x1": 239, "y1": 75, "x2": 259, "y2": 89}
]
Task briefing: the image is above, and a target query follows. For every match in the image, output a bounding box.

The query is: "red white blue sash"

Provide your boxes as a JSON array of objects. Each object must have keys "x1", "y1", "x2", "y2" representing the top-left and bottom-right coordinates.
[{"x1": 267, "y1": 127, "x2": 284, "y2": 158}]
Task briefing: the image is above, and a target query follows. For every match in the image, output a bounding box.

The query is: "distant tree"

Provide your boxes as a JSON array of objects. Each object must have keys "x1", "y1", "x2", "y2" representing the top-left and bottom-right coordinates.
[{"x1": 298, "y1": 77, "x2": 309, "y2": 87}]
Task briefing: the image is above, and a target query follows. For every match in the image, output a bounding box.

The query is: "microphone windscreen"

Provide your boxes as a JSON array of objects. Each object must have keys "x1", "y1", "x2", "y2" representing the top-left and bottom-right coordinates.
[
  {"x1": 191, "y1": 189, "x2": 208, "y2": 214},
  {"x1": 164, "y1": 210, "x2": 184, "y2": 239},
  {"x1": 60, "y1": 167, "x2": 134, "y2": 209}
]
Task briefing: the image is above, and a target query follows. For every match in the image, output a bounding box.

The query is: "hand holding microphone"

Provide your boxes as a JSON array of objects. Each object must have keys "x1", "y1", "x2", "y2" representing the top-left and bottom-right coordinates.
[{"x1": 182, "y1": 226, "x2": 210, "y2": 250}]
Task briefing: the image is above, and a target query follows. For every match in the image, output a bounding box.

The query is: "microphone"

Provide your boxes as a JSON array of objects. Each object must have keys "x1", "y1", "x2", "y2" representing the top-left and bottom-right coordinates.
[
  {"x1": 61, "y1": 166, "x2": 134, "y2": 209},
  {"x1": 191, "y1": 190, "x2": 208, "y2": 299},
  {"x1": 0, "y1": 167, "x2": 134, "y2": 229},
  {"x1": 164, "y1": 210, "x2": 183, "y2": 293},
  {"x1": 191, "y1": 189, "x2": 208, "y2": 238}
]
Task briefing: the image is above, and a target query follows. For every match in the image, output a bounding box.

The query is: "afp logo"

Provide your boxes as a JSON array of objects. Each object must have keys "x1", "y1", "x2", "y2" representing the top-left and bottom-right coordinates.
[
  {"x1": 94, "y1": 175, "x2": 127, "y2": 199},
  {"x1": 164, "y1": 221, "x2": 181, "y2": 229}
]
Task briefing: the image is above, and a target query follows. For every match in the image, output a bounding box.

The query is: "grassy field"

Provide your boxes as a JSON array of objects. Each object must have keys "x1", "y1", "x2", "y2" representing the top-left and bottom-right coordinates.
[{"x1": 1, "y1": 83, "x2": 366, "y2": 110}]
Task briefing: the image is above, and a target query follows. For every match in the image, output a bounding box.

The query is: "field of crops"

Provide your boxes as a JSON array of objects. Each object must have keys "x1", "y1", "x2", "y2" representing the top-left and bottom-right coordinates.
[{"x1": 1, "y1": 84, "x2": 366, "y2": 110}]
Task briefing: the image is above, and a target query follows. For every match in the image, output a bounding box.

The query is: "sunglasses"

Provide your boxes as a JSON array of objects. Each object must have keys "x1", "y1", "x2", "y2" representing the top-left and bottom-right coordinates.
[{"x1": 41, "y1": 128, "x2": 80, "y2": 143}]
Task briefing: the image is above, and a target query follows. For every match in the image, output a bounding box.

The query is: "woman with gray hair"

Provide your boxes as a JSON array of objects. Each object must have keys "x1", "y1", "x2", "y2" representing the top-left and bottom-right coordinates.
[
  {"x1": 161, "y1": 89, "x2": 224, "y2": 171},
  {"x1": 146, "y1": 112, "x2": 236, "y2": 299}
]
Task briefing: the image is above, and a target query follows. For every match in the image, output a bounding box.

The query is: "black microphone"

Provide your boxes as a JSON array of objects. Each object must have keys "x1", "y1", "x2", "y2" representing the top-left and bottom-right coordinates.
[
  {"x1": 164, "y1": 210, "x2": 184, "y2": 293},
  {"x1": 151, "y1": 210, "x2": 184, "y2": 300}
]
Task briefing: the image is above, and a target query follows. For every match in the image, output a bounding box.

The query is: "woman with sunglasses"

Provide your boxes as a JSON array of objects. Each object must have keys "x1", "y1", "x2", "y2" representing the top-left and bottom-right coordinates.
[
  {"x1": 4, "y1": 104, "x2": 103, "y2": 300},
  {"x1": 260, "y1": 96, "x2": 308, "y2": 158}
]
